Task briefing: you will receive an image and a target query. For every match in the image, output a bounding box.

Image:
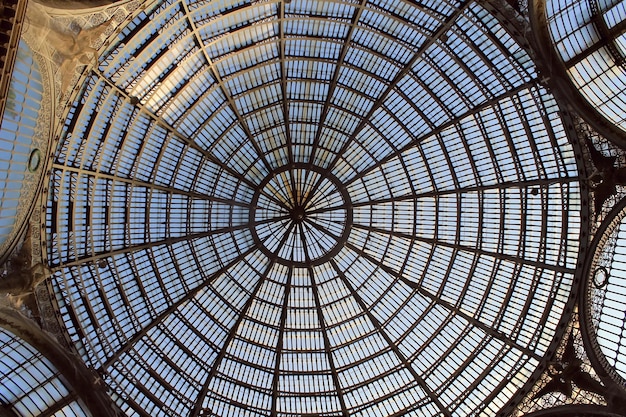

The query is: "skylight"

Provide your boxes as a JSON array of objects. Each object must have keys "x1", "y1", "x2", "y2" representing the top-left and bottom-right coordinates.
[{"x1": 45, "y1": 1, "x2": 584, "y2": 416}]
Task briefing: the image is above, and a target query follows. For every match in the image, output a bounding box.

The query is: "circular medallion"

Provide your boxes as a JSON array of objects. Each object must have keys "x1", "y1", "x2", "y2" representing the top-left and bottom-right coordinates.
[{"x1": 28, "y1": 148, "x2": 41, "y2": 172}]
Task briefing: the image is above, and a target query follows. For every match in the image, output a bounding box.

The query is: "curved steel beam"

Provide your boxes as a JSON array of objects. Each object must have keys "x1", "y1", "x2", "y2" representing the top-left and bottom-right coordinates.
[{"x1": 0, "y1": 305, "x2": 122, "y2": 417}]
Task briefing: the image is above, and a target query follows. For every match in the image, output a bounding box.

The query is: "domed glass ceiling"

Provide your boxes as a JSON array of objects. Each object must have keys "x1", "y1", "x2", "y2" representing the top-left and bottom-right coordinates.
[{"x1": 45, "y1": 0, "x2": 584, "y2": 416}]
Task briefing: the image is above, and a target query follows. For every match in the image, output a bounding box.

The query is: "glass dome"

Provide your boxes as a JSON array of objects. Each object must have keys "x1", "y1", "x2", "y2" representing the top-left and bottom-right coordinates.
[
  {"x1": 0, "y1": 40, "x2": 43, "y2": 254},
  {"x1": 544, "y1": 0, "x2": 626, "y2": 137},
  {"x1": 0, "y1": 322, "x2": 91, "y2": 416},
  {"x1": 45, "y1": 0, "x2": 585, "y2": 416},
  {"x1": 584, "y1": 196, "x2": 626, "y2": 387}
]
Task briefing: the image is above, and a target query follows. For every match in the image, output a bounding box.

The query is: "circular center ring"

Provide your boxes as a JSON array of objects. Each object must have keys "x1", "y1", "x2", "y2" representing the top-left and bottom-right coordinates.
[
  {"x1": 292, "y1": 206, "x2": 306, "y2": 222},
  {"x1": 250, "y1": 164, "x2": 353, "y2": 266}
]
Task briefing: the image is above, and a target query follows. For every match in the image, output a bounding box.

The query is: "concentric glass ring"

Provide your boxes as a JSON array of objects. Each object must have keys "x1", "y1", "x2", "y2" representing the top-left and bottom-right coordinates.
[{"x1": 250, "y1": 165, "x2": 352, "y2": 267}]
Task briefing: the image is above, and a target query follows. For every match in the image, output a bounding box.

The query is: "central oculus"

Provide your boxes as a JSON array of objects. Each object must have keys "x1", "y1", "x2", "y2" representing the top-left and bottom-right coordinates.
[
  {"x1": 250, "y1": 164, "x2": 353, "y2": 266},
  {"x1": 291, "y1": 205, "x2": 306, "y2": 222}
]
